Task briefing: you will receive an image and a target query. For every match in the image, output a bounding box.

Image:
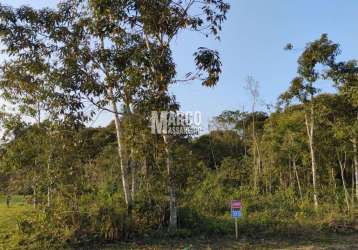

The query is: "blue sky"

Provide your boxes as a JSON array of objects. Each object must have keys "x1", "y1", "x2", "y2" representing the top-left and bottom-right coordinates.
[{"x1": 2, "y1": 0, "x2": 358, "y2": 131}]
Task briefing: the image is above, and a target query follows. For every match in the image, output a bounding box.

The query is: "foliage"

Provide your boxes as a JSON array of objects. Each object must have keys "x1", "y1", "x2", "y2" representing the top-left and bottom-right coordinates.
[{"x1": 0, "y1": 0, "x2": 357, "y2": 247}]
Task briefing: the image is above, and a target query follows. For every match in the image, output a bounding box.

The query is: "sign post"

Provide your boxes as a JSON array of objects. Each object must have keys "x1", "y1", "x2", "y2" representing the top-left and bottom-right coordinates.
[
  {"x1": 231, "y1": 200, "x2": 241, "y2": 240},
  {"x1": 235, "y1": 217, "x2": 238, "y2": 239}
]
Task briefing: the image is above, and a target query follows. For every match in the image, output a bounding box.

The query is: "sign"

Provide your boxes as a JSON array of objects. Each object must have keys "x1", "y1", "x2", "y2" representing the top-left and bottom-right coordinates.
[
  {"x1": 231, "y1": 200, "x2": 242, "y2": 240},
  {"x1": 231, "y1": 200, "x2": 241, "y2": 209},
  {"x1": 231, "y1": 200, "x2": 241, "y2": 218},
  {"x1": 231, "y1": 210, "x2": 241, "y2": 218}
]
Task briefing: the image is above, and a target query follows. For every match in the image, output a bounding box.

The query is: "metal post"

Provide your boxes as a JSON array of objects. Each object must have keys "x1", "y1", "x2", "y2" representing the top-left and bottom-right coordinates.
[{"x1": 235, "y1": 217, "x2": 238, "y2": 239}]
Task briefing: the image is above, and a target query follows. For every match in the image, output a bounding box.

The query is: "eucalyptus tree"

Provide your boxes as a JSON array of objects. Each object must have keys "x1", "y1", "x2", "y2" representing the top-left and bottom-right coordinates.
[
  {"x1": 128, "y1": 0, "x2": 230, "y2": 230},
  {"x1": 280, "y1": 34, "x2": 340, "y2": 209},
  {"x1": 0, "y1": 1, "x2": 153, "y2": 214},
  {"x1": 245, "y1": 76, "x2": 261, "y2": 192}
]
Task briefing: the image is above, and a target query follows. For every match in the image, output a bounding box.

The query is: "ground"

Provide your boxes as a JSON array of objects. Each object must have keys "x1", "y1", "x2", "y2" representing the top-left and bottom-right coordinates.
[
  {"x1": 99, "y1": 235, "x2": 358, "y2": 250},
  {"x1": 1, "y1": 197, "x2": 358, "y2": 250}
]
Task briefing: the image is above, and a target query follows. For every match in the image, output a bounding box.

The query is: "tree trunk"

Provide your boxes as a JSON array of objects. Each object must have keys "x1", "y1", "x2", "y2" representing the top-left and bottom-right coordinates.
[
  {"x1": 163, "y1": 134, "x2": 177, "y2": 231},
  {"x1": 131, "y1": 158, "x2": 136, "y2": 202},
  {"x1": 338, "y1": 153, "x2": 350, "y2": 211},
  {"x1": 305, "y1": 101, "x2": 318, "y2": 210},
  {"x1": 288, "y1": 157, "x2": 292, "y2": 188},
  {"x1": 47, "y1": 187, "x2": 51, "y2": 208},
  {"x1": 108, "y1": 88, "x2": 132, "y2": 214},
  {"x1": 255, "y1": 140, "x2": 262, "y2": 189},
  {"x1": 269, "y1": 158, "x2": 273, "y2": 193},
  {"x1": 33, "y1": 186, "x2": 37, "y2": 209},
  {"x1": 352, "y1": 163, "x2": 355, "y2": 208},
  {"x1": 253, "y1": 147, "x2": 257, "y2": 192},
  {"x1": 47, "y1": 152, "x2": 51, "y2": 207},
  {"x1": 6, "y1": 194, "x2": 11, "y2": 208},
  {"x1": 209, "y1": 136, "x2": 217, "y2": 169},
  {"x1": 331, "y1": 168, "x2": 339, "y2": 204},
  {"x1": 242, "y1": 119, "x2": 247, "y2": 157},
  {"x1": 142, "y1": 157, "x2": 148, "y2": 177},
  {"x1": 353, "y1": 138, "x2": 358, "y2": 201},
  {"x1": 252, "y1": 113, "x2": 258, "y2": 193},
  {"x1": 293, "y1": 159, "x2": 303, "y2": 201}
]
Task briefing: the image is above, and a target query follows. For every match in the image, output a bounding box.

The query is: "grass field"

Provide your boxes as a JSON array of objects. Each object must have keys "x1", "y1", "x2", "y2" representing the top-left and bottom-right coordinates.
[
  {"x1": 0, "y1": 195, "x2": 32, "y2": 250},
  {"x1": 1, "y1": 196, "x2": 358, "y2": 249}
]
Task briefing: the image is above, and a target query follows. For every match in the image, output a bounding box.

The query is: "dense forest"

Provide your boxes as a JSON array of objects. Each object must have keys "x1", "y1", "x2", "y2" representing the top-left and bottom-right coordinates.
[{"x1": 0, "y1": 1, "x2": 357, "y2": 249}]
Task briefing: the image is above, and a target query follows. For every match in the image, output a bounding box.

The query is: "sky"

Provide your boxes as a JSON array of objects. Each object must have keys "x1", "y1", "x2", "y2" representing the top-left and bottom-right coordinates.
[{"x1": 1, "y1": 0, "x2": 358, "y2": 131}]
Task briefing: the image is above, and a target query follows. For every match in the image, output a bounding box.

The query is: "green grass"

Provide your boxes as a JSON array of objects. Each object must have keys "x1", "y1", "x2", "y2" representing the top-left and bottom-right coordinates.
[
  {"x1": 0, "y1": 195, "x2": 31, "y2": 249},
  {"x1": 0, "y1": 196, "x2": 358, "y2": 249}
]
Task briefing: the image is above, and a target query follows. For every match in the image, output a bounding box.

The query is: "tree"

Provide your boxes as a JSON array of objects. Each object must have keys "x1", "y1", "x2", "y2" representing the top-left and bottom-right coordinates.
[
  {"x1": 0, "y1": 0, "x2": 230, "y2": 230},
  {"x1": 280, "y1": 34, "x2": 340, "y2": 209},
  {"x1": 245, "y1": 76, "x2": 262, "y2": 192},
  {"x1": 132, "y1": 0, "x2": 230, "y2": 230},
  {"x1": 328, "y1": 60, "x2": 358, "y2": 201}
]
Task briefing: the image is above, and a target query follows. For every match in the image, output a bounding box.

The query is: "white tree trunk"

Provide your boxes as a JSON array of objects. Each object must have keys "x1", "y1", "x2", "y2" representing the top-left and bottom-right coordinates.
[
  {"x1": 131, "y1": 158, "x2": 136, "y2": 202},
  {"x1": 108, "y1": 88, "x2": 132, "y2": 213},
  {"x1": 338, "y1": 153, "x2": 350, "y2": 211},
  {"x1": 293, "y1": 159, "x2": 303, "y2": 200},
  {"x1": 305, "y1": 103, "x2": 318, "y2": 210},
  {"x1": 163, "y1": 134, "x2": 177, "y2": 231},
  {"x1": 353, "y1": 138, "x2": 358, "y2": 200},
  {"x1": 252, "y1": 114, "x2": 258, "y2": 192}
]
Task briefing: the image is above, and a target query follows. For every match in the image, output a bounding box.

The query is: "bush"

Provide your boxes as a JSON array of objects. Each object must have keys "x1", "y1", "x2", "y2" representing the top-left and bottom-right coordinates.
[{"x1": 178, "y1": 207, "x2": 232, "y2": 236}]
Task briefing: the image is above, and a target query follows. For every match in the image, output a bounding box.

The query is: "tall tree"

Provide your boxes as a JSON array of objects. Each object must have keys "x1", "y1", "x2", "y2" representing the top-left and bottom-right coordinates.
[
  {"x1": 132, "y1": 0, "x2": 230, "y2": 230},
  {"x1": 280, "y1": 34, "x2": 340, "y2": 209},
  {"x1": 245, "y1": 76, "x2": 261, "y2": 192},
  {"x1": 329, "y1": 60, "x2": 358, "y2": 201}
]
